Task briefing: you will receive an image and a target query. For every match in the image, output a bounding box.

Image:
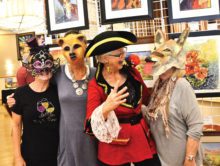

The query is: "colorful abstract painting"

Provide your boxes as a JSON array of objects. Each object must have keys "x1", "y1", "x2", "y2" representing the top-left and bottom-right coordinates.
[
  {"x1": 202, "y1": 142, "x2": 220, "y2": 166},
  {"x1": 54, "y1": 0, "x2": 78, "y2": 24},
  {"x1": 126, "y1": 51, "x2": 152, "y2": 80},
  {"x1": 183, "y1": 35, "x2": 220, "y2": 92},
  {"x1": 180, "y1": 0, "x2": 211, "y2": 11},
  {"x1": 112, "y1": 0, "x2": 142, "y2": 11}
]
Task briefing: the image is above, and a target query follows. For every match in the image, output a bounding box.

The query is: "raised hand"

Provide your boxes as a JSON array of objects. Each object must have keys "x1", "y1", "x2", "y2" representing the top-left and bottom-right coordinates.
[{"x1": 102, "y1": 80, "x2": 129, "y2": 119}]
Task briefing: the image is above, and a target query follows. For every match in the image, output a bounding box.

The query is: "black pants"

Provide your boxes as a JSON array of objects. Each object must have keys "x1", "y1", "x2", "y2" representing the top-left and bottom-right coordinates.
[{"x1": 99, "y1": 154, "x2": 161, "y2": 166}]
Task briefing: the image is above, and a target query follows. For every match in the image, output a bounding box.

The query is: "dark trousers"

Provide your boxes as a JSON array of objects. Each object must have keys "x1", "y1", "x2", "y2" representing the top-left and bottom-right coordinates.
[{"x1": 99, "y1": 154, "x2": 161, "y2": 166}]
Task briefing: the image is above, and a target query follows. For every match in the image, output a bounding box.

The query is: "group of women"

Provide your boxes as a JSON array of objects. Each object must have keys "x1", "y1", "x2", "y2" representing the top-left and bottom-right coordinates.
[{"x1": 8, "y1": 29, "x2": 203, "y2": 166}]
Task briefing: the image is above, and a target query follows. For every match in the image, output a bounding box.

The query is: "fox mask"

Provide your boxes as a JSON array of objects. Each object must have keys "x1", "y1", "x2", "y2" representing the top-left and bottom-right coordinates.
[
  {"x1": 150, "y1": 28, "x2": 190, "y2": 76},
  {"x1": 58, "y1": 33, "x2": 86, "y2": 64}
]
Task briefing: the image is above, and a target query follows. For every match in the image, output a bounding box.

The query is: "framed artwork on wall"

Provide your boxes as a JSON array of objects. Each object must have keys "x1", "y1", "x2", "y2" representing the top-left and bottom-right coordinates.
[
  {"x1": 100, "y1": 0, "x2": 153, "y2": 24},
  {"x1": 16, "y1": 32, "x2": 35, "y2": 61},
  {"x1": 167, "y1": 0, "x2": 220, "y2": 23},
  {"x1": 126, "y1": 43, "x2": 156, "y2": 88},
  {"x1": 36, "y1": 34, "x2": 45, "y2": 46},
  {"x1": 45, "y1": 0, "x2": 89, "y2": 34},
  {"x1": 182, "y1": 35, "x2": 220, "y2": 94},
  {"x1": 201, "y1": 136, "x2": 220, "y2": 166}
]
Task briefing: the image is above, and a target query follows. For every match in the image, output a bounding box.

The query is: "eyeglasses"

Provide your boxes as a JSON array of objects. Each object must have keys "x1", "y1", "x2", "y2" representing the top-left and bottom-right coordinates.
[{"x1": 107, "y1": 47, "x2": 127, "y2": 57}]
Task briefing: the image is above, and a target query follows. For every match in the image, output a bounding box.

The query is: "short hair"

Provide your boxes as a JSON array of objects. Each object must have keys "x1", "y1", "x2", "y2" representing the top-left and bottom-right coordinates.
[{"x1": 64, "y1": 29, "x2": 80, "y2": 37}]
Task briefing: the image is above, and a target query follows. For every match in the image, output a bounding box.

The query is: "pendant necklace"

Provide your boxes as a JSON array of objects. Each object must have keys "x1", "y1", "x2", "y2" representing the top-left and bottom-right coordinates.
[{"x1": 69, "y1": 67, "x2": 89, "y2": 96}]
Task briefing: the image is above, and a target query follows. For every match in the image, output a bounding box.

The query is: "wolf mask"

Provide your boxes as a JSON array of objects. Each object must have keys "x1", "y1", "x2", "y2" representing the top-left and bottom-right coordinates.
[{"x1": 150, "y1": 28, "x2": 190, "y2": 76}]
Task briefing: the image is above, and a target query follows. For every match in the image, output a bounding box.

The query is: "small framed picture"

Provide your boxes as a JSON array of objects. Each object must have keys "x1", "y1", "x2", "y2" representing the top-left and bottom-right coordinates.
[
  {"x1": 36, "y1": 34, "x2": 45, "y2": 46},
  {"x1": 168, "y1": 0, "x2": 220, "y2": 23},
  {"x1": 16, "y1": 32, "x2": 35, "y2": 60},
  {"x1": 201, "y1": 136, "x2": 220, "y2": 166},
  {"x1": 100, "y1": 0, "x2": 153, "y2": 24},
  {"x1": 45, "y1": 0, "x2": 89, "y2": 34},
  {"x1": 126, "y1": 43, "x2": 157, "y2": 87},
  {"x1": 5, "y1": 78, "x2": 13, "y2": 88}
]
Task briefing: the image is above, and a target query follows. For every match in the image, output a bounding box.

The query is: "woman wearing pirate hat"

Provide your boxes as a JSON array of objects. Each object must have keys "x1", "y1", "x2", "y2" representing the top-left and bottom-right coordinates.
[
  {"x1": 11, "y1": 37, "x2": 61, "y2": 166},
  {"x1": 84, "y1": 31, "x2": 161, "y2": 166}
]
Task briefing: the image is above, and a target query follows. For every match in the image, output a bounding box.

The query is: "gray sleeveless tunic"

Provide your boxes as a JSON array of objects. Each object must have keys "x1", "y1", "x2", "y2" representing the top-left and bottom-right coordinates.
[{"x1": 55, "y1": 65, "x2": 98, "y2": 166}]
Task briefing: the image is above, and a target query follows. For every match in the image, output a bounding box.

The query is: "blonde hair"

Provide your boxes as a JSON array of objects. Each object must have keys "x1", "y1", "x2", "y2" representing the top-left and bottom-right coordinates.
[{"x1": 172, "y1": 68, "x2": 185, "y2": 78}]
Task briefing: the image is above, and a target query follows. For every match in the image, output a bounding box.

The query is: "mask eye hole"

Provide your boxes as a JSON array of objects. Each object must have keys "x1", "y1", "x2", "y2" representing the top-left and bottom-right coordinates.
[
  {"x1": 163, "y1": 48, "x2": 171, "y2": 52},
  {"x1": 33, "y1": 61, "x2": 42, "y2": 69},
  {"x1": 74, "y1": 44, "x2": 81, "y2": 49},
  {"x1": 45, "y1": 60, "x2": 53, "y2": 68},
  {"x1": 64, "y1": 46, "x2": 70, "y2": 51}
]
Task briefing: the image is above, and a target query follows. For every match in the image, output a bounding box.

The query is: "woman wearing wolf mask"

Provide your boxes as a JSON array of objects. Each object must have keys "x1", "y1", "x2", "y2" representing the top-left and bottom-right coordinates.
[{"x1": 143, "y1": 28, "x2": 203, "y2": 166}]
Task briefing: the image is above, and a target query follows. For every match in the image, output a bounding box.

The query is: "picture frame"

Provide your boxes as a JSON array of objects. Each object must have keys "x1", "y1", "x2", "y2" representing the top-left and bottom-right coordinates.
[
  {"x1": 100, "y1": 0, "x2": 153, "y2": 24},
  {"x1": 170, "y1": 33, "x2": 220, "y2": 94},
  {"x1": 16, "y1": 32, "x2": 35, "y2": 60},
  {"x1": 45, "y1": 0, "x2": 89, "y2": 34},
  {"x1": 201, "y1": 136, "x2": 220, "y2": 166},
  {"x1": 167, "y1": 0, "x2": 220, "y2": 23},
  {"x1": 126, "y1": 43, "x2": 157, "y2": 88},
  {"x1": 36, "y1": 34, "x2": 45, "y2": 46}
]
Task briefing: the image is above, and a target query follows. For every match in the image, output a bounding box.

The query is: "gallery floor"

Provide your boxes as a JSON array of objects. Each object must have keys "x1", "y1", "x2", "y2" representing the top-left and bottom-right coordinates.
[{"x1": 0, "y1": 104, "x2": 14, "y2": 166}]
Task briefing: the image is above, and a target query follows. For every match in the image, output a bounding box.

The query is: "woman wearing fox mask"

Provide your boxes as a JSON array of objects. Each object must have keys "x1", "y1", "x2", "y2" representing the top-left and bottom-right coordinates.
[{"x1": 143, "y1": 28, "x2": 203, "y2": 166}]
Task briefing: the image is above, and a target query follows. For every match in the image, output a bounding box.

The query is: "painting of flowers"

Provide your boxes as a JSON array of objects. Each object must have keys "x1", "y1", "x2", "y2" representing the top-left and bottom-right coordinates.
[{"x1": 184, "y1": 35, "x2": 220, "y2": 92}]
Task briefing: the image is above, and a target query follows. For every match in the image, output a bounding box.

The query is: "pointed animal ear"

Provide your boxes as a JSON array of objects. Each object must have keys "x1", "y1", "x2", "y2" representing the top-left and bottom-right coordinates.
[
  {"x1": 176, "y1": 27, "x2": 190, "y2": 47},
  {"x1": 57, "y1": 38, "x2": 65, "y2": 47},
  {"x1": 77, "y1": 34, "x2": 86, "y2": 43},
  {"x1": 154, "y1": 29, "x2": 166, "y2": 49}
]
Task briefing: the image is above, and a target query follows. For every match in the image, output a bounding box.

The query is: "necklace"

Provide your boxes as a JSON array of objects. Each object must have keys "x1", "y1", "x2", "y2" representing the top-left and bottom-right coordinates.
[{"x1": 69, "y1": 66, "x2": 89, "y2": 96}]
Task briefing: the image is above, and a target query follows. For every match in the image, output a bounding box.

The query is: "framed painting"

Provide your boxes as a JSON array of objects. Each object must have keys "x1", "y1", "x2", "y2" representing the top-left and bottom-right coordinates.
[
  {"x1": 182, "y1": 35, "x2": 220, "y2": 94},
  {"x1": 5, "y1": 78, "x2": 13, "y2": 88},
  {"x1": 127, "y1": 43, "x2": 157, "y2": 87},
  {"x1": 16, "y1": 32, "x2": 35, "y2": 60},
  {"x1": 45, "y1": 0, "x2": 89, "y2": 34},
  {"x1": 201, "y1": 136, "x2": 220, "y2": 166},
  {"x1": 100, "y1": 0, "x2": 153, "y2": 24},
  {"x1": 36, "y1": 34, "x2": 45, "y2": 46},
  {"x1": 167, "y1": 0, "x2": 220, "y2": 23}
]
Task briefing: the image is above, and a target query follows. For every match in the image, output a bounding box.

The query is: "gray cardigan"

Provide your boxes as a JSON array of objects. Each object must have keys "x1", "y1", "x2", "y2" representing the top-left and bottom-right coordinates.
[{"x1": 148, "y1": 78, "x2": 203, "y2": 166}]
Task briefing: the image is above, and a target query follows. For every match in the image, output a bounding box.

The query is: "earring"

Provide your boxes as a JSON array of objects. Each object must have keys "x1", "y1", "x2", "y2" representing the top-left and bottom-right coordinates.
[
  {"x1": 107, "y1": 65, "x2": 110, "y2": 72},
  {"x1": 106, "y1": 61, "x2": 110, "y2": 73}
]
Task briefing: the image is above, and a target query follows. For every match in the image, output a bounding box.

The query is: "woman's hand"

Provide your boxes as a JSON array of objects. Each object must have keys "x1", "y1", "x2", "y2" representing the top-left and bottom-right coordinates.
[
  {"x1": 15, "y1": 156, "x2": 26, "y2": 166},
  {"x1": 102, "y1": 80, "x2": 129, "y2": 119},
  {"x1": 6, "y1": 93, "x2": 15, "y2": 108}
]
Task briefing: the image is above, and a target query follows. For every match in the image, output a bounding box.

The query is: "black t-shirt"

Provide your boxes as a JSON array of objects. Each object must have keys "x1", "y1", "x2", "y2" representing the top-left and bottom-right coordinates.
[{"x1": 12, "y1": 83, "x2": 60, "y2": 162}]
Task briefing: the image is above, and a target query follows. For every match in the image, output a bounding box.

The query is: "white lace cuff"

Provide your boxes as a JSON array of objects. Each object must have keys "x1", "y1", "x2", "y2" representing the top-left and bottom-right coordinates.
[{"x1": 91, "y1": 104, "x2": 121, "y2": 143}]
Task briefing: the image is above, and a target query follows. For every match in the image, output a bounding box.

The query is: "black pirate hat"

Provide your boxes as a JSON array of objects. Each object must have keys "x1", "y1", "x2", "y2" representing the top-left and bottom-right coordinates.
[{"x1": 85, "y1": 31, "x2": 137, "y2": 57}]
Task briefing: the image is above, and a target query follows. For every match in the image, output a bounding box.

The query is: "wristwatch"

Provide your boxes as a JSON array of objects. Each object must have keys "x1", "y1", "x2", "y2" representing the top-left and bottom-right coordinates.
[{"x1": 186, "y1": 155, "x2": 195, "y2": 161}]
